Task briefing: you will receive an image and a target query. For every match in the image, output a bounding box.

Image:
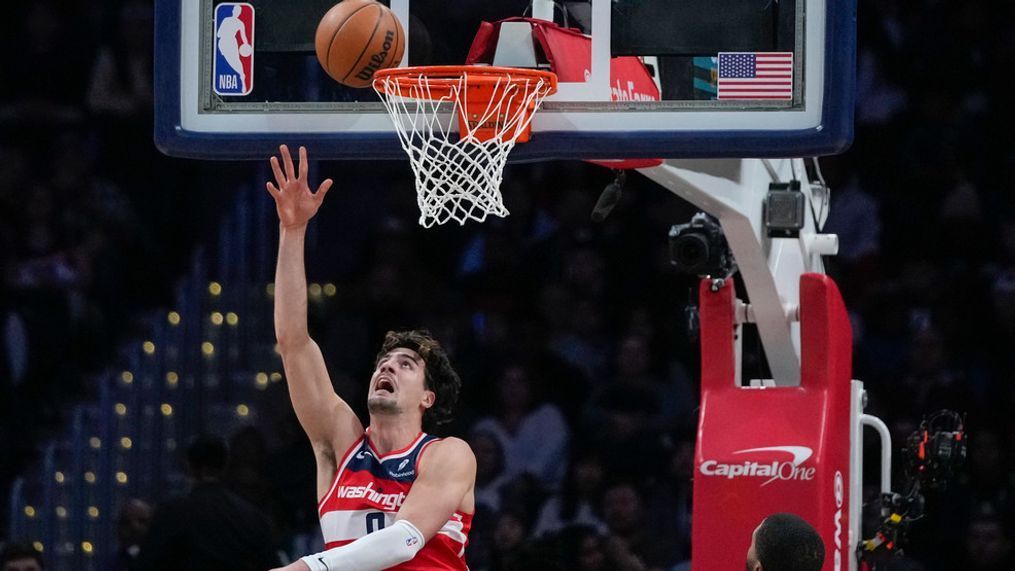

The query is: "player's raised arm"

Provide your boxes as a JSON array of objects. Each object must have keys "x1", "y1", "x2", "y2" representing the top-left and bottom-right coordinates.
[{"x1": 268, "y1": 145, "x2": 363, "y2": 482}]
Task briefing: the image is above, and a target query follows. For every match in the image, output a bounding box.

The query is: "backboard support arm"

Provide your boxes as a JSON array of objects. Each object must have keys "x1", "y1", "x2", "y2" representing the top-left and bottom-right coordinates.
[{"x1": 638, "y1": 158, "x2": 838, "y2": 386}]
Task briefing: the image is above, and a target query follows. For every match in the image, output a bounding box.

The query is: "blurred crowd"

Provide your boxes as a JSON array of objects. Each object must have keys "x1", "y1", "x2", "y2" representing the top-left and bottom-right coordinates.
[
  {"x1": 0, "y1": 0, "x2": 246, "y2": 525},
  {"x1": 3, "y1": 0, "x2": 1015, "y2": 570}
]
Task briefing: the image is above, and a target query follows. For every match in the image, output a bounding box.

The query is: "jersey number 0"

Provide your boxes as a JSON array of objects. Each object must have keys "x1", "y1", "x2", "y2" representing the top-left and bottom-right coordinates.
[{"x1": 366, "y1": 512, "x2": 386, "y2": 534}]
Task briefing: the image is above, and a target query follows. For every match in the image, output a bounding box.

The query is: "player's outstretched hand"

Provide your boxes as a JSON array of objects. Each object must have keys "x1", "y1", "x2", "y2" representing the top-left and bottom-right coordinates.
[{"x1": 266, "y1": 144, "x2": 333, "y2": 229}]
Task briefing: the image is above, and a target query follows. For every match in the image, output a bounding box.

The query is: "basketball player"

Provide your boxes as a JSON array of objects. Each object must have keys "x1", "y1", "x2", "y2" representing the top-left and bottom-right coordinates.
[
  {"x1": 265, "y1": 145, "x2": 476, "y2": 571},
  {"x1": 745, "y1": 513, "x2": 825, "y2": 571}
]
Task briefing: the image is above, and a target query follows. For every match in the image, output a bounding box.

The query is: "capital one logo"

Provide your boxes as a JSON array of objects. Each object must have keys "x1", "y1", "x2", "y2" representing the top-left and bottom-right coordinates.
[{"x1": 699, "y1": 445, "x2": 816, "y2": 486}]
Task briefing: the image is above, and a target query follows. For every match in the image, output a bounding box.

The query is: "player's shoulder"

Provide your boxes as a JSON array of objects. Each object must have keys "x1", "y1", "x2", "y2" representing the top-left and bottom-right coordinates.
[
  {"x1": 431, "y1": 435, "x2": 471, "y2": 451},
  {"x1": 421, "y1": 436, "x2": 476, "y2": 469},
  {"x1": 428, "y1": 436, "x2": 474, "y2": 457}
]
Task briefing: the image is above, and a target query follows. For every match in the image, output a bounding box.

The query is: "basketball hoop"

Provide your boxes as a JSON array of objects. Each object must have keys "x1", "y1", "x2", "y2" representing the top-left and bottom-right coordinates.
[{"x1": 373, "y1": 66, "x2": 557, "y2": 227}]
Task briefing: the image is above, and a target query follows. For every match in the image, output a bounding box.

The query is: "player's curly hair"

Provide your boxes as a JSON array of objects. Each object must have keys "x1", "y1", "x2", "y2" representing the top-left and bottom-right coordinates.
[
  {"x1": 377, "y1": 330, "x2": 461, "y2": 431},
  {"x1": 756, "y1": 513, "x2": 825, "y2": 571}
]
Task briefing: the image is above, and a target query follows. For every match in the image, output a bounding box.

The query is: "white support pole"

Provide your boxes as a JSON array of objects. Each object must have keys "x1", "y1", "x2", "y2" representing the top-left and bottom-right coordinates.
[
  {"x1": 851, "y1": 381, "x2": 894, "y2": 571},
  {"x1": 640, "y1": 158, "x2": 835, "y2": 385},
  {"x1": 390, "y1": 0, "x2": 409, "y2": 66},
  {"x1": 549, "y1": 0, "x2": 611, "y2": 100},
  {"x1": 861, "y1": 414, "x2": 893, "y2": 497},
  {"x1": 849, "y1": 381, "x2": 865, "y2": 571},
  {"x1": 532, "y1": 0, "x2": 555, "y2": 21}
]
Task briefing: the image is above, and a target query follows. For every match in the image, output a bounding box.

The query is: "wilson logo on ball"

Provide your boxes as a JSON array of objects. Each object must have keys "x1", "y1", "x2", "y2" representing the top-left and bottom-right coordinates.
[{"x1": 356, "y1": 30, "x2": 397, "y2": 82}]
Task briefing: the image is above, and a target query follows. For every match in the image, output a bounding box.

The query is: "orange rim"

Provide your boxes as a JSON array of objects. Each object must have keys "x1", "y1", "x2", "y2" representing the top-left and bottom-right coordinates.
[{"x1": 373, "y1": 65, "x2": 558, "y2": 99}]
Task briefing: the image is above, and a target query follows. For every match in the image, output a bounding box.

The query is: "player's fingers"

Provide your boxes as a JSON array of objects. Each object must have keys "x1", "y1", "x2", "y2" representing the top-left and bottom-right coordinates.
[
  {"x1": 280, "y1": 144, "x2": 296, "y2": 180},
  {"x1": 316, "y1": 178, "x2": 334, "y2": 199},
  {"x1": 269, "y1": 156, "x2": 286, "y2": 187},
  {"x1": 298, "y1": 146, "x2": 309, "y2": 181},
  {"x1": 266, "y1": 181, "x2": 281, "y2": 198}
]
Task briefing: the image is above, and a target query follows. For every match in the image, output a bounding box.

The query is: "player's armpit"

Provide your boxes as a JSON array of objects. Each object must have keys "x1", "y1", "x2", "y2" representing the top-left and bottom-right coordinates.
[
  {"x1": 394, "y1": 437, "x2": 476, "y2": 540},
  {"x1": 278, "y1": 338, "x2": 364, "y2": 450}
]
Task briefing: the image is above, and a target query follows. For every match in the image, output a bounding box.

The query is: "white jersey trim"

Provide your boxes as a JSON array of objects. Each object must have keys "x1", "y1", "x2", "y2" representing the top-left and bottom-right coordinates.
[
  {"x1": 365, "y1": 430, "x2": 428, "y2": 461},
  {"x1": 414, "y1": 437, "x2": 442, "y2": 473},
  {"x1": 321, "y1": 509, "x2": 397, "y2": 544},
  {"x1": 321, "y1": 508, "x2": 470, "y2": 548}
]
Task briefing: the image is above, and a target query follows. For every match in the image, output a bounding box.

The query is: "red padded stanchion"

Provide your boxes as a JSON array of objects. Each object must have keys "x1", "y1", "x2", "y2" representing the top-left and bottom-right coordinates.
[{"x1": 692, "y1": 274, "x2": 852, "y2": 570}]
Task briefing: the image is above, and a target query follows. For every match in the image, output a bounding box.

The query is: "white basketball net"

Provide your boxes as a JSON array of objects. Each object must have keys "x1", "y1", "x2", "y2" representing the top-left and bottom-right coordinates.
[{"x1": 373, "y1": 69, "x2": 555, "y2": 227}]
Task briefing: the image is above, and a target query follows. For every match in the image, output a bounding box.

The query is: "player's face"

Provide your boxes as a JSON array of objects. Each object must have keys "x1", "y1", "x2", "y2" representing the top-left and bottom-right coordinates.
[
  {"x1": 368, "y1": 348, "x2": 433, "y2": 419},
  {"x1": 745, "y1": 521, "x2": 763, "y2": 571}
]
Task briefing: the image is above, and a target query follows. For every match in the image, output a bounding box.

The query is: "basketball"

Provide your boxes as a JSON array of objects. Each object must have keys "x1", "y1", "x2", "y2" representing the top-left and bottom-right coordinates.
[
  {"x1": 315, "y1": 0, "x2": 405, "y2": 89},
  {"x1": 238, "y1": 43, "x2": 253, "y2": 57}
]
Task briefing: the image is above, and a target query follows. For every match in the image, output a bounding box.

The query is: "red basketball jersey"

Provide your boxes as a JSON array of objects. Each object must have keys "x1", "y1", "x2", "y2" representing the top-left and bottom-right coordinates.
[{"x1": 317, "y1": 430, "x2": 472, "y2": 570}]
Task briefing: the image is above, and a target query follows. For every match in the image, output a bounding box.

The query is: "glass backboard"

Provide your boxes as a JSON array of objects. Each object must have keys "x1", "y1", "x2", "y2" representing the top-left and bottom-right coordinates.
[{"x1": 154, "y1": 0, "x2": 855, "y2": 160}]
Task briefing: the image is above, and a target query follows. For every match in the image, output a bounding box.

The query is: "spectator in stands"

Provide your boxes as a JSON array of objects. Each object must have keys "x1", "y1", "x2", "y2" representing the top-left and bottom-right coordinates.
[
  {"x1": 0, "y1": 542, "x2": 45, "y2": 571},
  {"x1": 472, "y1": 428, "x2": 510, "y2": 512},
  {"x1": 547, "y1": 297, "x2": 609, "y2": 383},
  {"x1": 138, "y1": 436, "x2": 280, "y2": 570},
  {"x1": 109, "y1": 498, "x2": 152, "y2": 571},
  {"x1": 472, "y1": 364, "x2": 570, "y2": 491},
  {"x1": 557, "y1": 526, "x2": 609, "y2": 571},
  {"x1": 487, "y1": 510, "x2": 538, "y2": 571},
  {"x1": 613, "y1": 333, "x2": 693, "y2": 433},
  {"x1": 467, "y1": 429, "x2": 511, "y2": 570},
  {"x1": 601, "y1": 482, "x2": 681, "y2": 571},
  {"x1": 644, "y1": 436, "x2": 695, "y2": 562},
  {"x1": 961, "y1": 510, "x2": 1013, "y2": 571},
  {"x1": 745, "y1": 513, "x2": 825, "y2": 571},
  {"x1": 532, "y1": 449, "x2": 607, "y2": 537},
  {"x1": 584, "y1": 338, "x2": 675, "y2": 478},
  {"x1": 496, "y1": 473, "x2": 546, "y2": 532},
  {"x1": 86, "y1": 0, "x2": 153, "y2": 120},
  {"x1": 896, "y1": 324, "x2": 972, "y2": 418}
]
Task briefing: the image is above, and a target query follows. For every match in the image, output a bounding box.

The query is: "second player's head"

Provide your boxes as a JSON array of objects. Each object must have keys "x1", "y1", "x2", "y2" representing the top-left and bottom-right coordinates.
[
  {"x1": 746, "y1": 512, "x2": 825, "y2": 571},
  {"x1": 368, "y1": 330, "x2": 460, "y2": 432}
]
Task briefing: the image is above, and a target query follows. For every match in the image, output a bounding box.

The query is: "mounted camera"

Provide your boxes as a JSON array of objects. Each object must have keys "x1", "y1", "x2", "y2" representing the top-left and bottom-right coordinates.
[
  {"x1": 669, "y1": 213, "x2": 736, "y2": 278},
  {"x1": 860, "y1": 410, "x2": 966, "y2": 569},
  {"x1": 764, "y1": 180, "x2": 806, "y2": 238},
  {"x1": 904, "y1": 409, "x2": 967, "y2": 488}
]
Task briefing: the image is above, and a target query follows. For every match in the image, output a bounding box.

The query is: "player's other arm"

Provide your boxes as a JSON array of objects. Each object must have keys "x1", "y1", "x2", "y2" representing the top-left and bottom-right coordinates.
[
  {"x1": 269, "y1": 145, "x2": 363, "y2": 466},
  {"x1": 395, "y1": 437, "x2": 476, "y2": 538},
  {"x1": 285, "y1": 438, "x2": 477, "y2": 571}
]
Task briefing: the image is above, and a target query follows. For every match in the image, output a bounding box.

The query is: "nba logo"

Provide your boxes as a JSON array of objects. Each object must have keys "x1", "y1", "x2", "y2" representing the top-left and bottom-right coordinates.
[{"x1": 213, "y1": 3, "x2": 255, "y2": 96}]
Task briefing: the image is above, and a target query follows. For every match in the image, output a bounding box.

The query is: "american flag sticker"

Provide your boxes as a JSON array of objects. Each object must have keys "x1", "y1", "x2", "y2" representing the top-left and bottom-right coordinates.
[{"x1": 717, "y1": 52, "x2": 793, "y2": 100}]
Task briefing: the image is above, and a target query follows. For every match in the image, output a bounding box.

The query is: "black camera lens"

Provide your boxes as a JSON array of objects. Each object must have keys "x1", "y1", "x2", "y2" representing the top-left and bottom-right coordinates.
[
  {"x1": 673, "y1": 233, "x2": 710, "y2": 269},
  {"x1": 668, "y1": 213, "x2": 735, "y2": 278}
]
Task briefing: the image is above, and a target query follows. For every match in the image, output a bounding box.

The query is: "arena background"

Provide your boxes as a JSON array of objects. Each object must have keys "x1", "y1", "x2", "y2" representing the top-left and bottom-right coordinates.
[{"x1": 1, "y1": 1, "x2": 1013, "y2": 569}]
